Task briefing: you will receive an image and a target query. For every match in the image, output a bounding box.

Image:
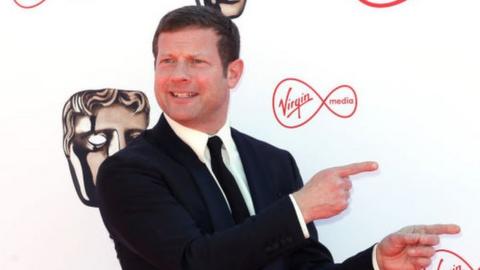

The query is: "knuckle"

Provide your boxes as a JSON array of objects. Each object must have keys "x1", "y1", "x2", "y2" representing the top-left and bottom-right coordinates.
[
  {"x1": 345, "y1": 179, "x2": 352, "y2": 189},
  {"x1": 335, "y1": 201, "x2": 348, "y2": 211}
]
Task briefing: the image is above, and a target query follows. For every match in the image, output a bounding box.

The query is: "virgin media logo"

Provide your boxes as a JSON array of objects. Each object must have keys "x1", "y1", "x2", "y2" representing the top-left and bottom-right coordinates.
[
  {"x1": 272, "y1": 78, "x2": 357, "y2": 128},
  {"x1": 430, "y1": 249, "x2": 478, "y2": 270},
  {"x1": 359, "y1": 0, "x2": 407, "y2": 8},
  {"x1": 13, "y1": 0, "x2": 46, "y2": 9}
]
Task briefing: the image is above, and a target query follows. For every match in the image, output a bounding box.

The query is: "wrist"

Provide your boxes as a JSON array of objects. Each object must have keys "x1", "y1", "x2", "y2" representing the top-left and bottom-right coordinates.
[
  {"x1": 292, "y1": 191, "x2": 312, "y2": 223},
  {"x1": 375, "y1": 244, "x2": 385, "y2": 270}
]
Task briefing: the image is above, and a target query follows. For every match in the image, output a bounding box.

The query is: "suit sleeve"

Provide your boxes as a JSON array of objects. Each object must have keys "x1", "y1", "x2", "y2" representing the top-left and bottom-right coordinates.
[
  {"x1": 97, "y1": 155, "x2": 308, "y2": 270},
  {"x1": 284, "y1": 152, "x2": 375, "y2": 270}
]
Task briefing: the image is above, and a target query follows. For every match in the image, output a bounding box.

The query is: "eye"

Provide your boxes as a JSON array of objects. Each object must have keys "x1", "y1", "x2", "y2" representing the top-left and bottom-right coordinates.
[
  {"x1": 87, "y1": 133, "x2": 107, "y2": 149},
  {"x1": 159, "y1": 58, "x2": 175, "y2": 64},
  {"x1": 192, "y1": 58, "x2": 206, "y2": 65}
]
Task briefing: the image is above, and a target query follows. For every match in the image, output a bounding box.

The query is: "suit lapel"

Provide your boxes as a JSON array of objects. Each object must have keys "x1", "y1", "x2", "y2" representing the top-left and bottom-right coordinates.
[
  {"x1": 231, "y1": 129, "x2": 277, "y2": 212},
  {"x1": 147, "y1": 115, "x2": 235, "y2": 231}
]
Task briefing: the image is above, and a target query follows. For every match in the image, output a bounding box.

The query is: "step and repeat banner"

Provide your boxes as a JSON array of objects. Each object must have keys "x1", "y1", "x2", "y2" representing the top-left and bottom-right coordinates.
[{"x1": 1, "y1": 0, "x2": 478, "y2": 269}]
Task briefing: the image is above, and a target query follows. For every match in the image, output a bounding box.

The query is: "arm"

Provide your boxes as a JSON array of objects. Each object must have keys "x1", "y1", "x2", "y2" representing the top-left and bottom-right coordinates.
[
  {"x1": 286, "y1": 153, "x2": 376, "y2": 270},
  {"x1": 287, "y1": 155, "x2": 460, "y2": 270},
  {"x1": 97, "y1": 155, "x2": 309, "y2": 270}
]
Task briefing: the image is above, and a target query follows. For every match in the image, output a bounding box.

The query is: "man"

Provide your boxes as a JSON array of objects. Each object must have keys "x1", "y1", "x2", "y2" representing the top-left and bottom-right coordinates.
[
  {"x1": 96, "y1": 6, "x2": 459, "y2": 270},
  {"x1": 62, "y1": 88, "x2": 149, "y2": 206}
]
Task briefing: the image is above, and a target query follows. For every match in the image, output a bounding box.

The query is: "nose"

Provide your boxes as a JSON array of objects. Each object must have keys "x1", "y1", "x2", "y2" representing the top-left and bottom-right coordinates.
[
  {"x1": 170, "y1": 61, "x2": 190, "y2": 82},
  {"x1": 107, "y1": 130, "x2": 127, "y2": 156}
]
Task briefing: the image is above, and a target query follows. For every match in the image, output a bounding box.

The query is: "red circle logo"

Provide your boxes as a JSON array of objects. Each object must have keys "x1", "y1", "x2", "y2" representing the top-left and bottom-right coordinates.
[
  {"x1": 358, "y1": 0, "x2": 407, "y2": 8},
  {"x1": 13, "y1": 0, "x2": 46, "y2": 9},
  {"x1": 431, "y1": 249, "x2": 476, "y2": 270}
]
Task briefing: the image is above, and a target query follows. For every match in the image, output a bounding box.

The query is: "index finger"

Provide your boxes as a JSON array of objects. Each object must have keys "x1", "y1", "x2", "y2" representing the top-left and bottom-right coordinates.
[
  {"x1": 337, "y1": 161, "x2": 379, "y2": 177},
  {"x1": 416, "y1": 224, "x2": 461, "y2": 235}
]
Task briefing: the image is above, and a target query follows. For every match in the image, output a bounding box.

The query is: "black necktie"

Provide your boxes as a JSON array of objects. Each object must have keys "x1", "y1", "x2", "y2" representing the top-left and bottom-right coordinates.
[{"x1": 207, "y1": 136, "x2": 250, "y2": 224}]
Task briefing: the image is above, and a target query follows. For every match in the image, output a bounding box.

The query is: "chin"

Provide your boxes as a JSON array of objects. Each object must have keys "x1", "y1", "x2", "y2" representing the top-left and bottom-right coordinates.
[{"x1": 166, "y1": 112, "x2": 195, "y2": 122}]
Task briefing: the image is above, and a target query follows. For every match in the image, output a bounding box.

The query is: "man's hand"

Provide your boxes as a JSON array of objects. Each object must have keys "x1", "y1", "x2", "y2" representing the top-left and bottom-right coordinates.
[
  {"x1": 292, "y1": 161, "x2": 378, "y2": 223},
  {"x1": 376, "y1": 224, "x2": 461, "y2": 270}
]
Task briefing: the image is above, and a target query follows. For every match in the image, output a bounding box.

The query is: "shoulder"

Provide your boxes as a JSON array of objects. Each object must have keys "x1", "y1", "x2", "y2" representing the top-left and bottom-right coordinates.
[
  {"x1": 102, "y1": 133, "x2": 157, "y2": 168},
  {"x1": 97, "y1": 131, "x2": 176, "y2": 184}
]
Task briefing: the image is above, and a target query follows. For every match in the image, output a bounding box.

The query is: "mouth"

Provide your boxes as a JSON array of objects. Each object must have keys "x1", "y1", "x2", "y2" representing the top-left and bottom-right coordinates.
[{"x1": 170, "y1": 92, "x2": 198, "y2": 98}]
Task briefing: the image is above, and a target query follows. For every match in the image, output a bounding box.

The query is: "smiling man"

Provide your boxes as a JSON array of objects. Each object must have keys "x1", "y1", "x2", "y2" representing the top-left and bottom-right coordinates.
[
  {"x1": 153, "y1": 27, "x2": 239, "y2": 134},
  {"x1": 96, "y1": 6, "x2": 459, "y2": 270}
]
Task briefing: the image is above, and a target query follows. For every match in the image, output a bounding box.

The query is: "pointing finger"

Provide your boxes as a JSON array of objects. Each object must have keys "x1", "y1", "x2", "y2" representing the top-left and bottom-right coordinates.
[
  {"x1": 336, "y1": 161, "x2": 378, "y2": 177},
  {"x1": 416, "y1": 224, "x2": 461, "y2": 235},
  {"x1": 390, "y1": 233, "x2": 440, "y2": 247}
]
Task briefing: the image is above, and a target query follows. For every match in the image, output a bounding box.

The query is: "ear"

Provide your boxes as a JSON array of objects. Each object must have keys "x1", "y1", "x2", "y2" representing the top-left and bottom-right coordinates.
[{"x1": 226, "y1": 58, "x2": 244, "y2": 89}]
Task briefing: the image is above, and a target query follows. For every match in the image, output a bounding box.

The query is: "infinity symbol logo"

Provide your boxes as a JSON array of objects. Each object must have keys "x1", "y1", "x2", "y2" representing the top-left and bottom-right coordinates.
[
  {"x1": 13, "y1": 0, "x2": 46, "y2": 9},
  {"x1": 272, "y1": 78, "x2": 358, "y2": 128},
  {"x1": 359, "y1": 0, "x2": 407, "y2": 8},
  {"x1": 430, "y1": 249, "x2": 477, "y2": 270}
]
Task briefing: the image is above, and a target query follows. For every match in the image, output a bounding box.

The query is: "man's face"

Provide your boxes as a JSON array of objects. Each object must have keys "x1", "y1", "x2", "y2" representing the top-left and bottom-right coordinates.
[
  {"x1": 154, "y1": 27, "x2": 242, "y2": 133},
  {"x1": 68, "y1": 105, "x2": 147, "y2": 205},
  {"x1": 197, "y1": 0, "x2": 247, "y2": 18}
]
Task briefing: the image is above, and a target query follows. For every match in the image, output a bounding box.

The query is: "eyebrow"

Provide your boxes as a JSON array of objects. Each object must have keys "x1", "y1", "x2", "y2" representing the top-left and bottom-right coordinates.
[{"x1": 158, "y1": 52, "x2": 207, "y2": 57}]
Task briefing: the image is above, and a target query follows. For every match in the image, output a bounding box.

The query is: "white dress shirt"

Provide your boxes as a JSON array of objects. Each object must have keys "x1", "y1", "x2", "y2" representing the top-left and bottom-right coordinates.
[{"x1": 164, "y1": 114, "x2": 379, "y2": 270}]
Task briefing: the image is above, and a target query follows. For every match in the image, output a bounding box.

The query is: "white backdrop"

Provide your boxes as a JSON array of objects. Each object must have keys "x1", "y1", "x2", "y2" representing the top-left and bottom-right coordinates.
[{"x1": 1, "y1": 0, "x2": 478, "y2": 269}]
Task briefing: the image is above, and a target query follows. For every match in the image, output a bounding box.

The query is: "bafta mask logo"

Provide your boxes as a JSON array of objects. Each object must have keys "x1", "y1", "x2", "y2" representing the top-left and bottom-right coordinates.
[
  {"x1": 62, "y1": 89, "x2": 150, "y2": 207},
  {"x1": 195, "y1": 0, "x2": 247, "y2": 18}
]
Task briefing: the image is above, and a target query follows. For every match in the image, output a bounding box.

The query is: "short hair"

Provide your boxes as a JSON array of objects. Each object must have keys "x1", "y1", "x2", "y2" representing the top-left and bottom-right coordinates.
[
  {"x1": 152, "y1": 5, "x2": 240, "y2": 73},
  {"x1": 62, "y1": 89, "x2": 150, "y2": 156}
]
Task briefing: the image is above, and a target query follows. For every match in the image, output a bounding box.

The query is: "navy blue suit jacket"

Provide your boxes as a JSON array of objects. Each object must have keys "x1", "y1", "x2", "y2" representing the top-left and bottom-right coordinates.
[{"x1": 96, "y1": 115, "x2": 374, "y2": 270}]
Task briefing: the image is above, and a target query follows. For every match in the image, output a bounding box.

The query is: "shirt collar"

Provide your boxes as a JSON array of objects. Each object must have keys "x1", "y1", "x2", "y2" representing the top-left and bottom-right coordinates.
[{"x1": 164, "y1": 114, "x2": 236, "y2": 164}]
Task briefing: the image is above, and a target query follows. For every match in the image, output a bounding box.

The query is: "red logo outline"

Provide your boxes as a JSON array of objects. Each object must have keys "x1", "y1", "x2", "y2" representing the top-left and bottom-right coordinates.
[
  {"x1": 13, "y1": 0, "x2": 46, "y2": 9},
  {"x1": 272, "y1": 78, "x2": 358, "y2": 129},
  {"x1": 359, "y1": 0, "x2": 407, "y2": 8}
]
